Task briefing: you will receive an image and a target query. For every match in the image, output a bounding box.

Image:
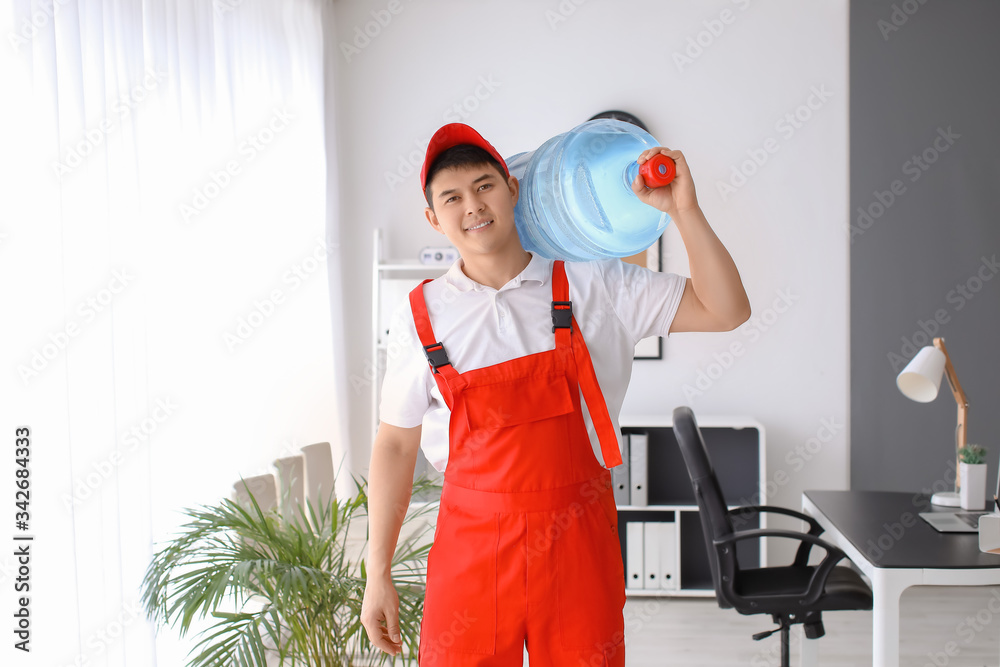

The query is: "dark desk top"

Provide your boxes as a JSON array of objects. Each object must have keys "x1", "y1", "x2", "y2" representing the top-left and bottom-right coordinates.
[{"x1": 804, "y1": 490, "x2": 1000, "y2": 569}]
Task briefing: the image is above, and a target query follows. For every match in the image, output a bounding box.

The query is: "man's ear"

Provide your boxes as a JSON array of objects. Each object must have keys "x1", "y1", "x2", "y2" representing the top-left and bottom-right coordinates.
[
  {"x1": 508, "y1": 175, "x2": 519, "y2": 206},
  {"x1": 425, "y1": 206, "x2": 444, "y2": 234}
]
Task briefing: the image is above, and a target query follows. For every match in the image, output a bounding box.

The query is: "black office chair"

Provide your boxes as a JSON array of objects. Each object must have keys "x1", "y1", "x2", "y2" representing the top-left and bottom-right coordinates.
[{"x1": 671, "y1": 406, "x2": 872, "y2": 667}]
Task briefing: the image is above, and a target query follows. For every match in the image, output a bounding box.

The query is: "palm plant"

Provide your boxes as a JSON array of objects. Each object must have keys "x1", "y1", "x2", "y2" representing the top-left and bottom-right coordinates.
[{"x1": 141, "y1": 472, "x2": 440, "y2": 667}]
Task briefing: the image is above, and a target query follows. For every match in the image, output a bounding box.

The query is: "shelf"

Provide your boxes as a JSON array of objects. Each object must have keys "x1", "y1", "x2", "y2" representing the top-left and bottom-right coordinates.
[
  {"x1": 624, "y1": 588, "x2": 715, "y2": 598},
  {"x1": 616, "y1": 504, "x2": 747, "y2": 512},
  {"x1": 620, "y1": 414, "x2": 763, "y2": 430},
  {"x1": 617, "y1": 505, "x2": 684, "y2": 512},
  {"x1": 620, "y1": 423, "x2": 764, "y2": 507},
  {"x1": 378, "y1": 261, "x2": 450, "y2": 272},
  {"x1": 617, "y1": 422, "x2": 765, "y2": 598}
]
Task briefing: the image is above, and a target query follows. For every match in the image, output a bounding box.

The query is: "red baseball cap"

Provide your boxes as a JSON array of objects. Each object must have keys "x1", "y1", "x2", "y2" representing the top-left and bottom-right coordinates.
[{"x1": 419, "y1": 123, "x2": 509, "y2": 192}]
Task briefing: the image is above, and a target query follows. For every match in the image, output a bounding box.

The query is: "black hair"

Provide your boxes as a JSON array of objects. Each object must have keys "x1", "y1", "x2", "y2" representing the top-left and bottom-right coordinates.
[{"x1": 423, "y1": 144, "x2": 507, "y2": 208}]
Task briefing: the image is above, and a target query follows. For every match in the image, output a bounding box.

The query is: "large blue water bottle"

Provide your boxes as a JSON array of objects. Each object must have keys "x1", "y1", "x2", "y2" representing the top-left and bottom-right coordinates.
[{"x1": 505, "y1": 118, "x2": 675, "y2": 262}]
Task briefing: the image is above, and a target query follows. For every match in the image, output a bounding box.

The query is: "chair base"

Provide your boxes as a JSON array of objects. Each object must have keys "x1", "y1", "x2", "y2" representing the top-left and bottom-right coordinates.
[{"x1": 752, "y1": 613, "x2": 824, "y2": 667}]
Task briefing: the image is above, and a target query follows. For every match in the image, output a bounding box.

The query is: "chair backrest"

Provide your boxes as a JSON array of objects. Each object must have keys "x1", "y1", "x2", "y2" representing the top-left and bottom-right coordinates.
[
  {"x1": 273, "y1": 455, "x2": 306, "y2": 525},
  {"x1": 671, "y1": 406, "x2": 739, "y2": 608},
  {"x1": 232, "y1": 473, "x2": 278, "y2": 513},
  {"x1": 301, "y1": 441, "x2": 335, "y2": 510}
]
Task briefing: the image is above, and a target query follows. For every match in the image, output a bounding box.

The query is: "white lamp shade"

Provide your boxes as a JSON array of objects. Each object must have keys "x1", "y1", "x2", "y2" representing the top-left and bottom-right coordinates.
[{"x1": 896, "y1": 345, "x2": 947, "y2": 402}]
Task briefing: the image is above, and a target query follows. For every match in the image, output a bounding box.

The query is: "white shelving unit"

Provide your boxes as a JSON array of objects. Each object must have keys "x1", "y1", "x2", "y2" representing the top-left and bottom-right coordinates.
[{"x1": 617, "y1": 414, "x2": 766, "y2": 597}]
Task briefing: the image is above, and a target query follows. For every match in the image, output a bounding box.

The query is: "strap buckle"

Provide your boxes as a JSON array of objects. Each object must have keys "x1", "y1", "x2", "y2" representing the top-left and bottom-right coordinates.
[
  {"x1": 422, "y1": 342, "x2": 451, "y2": 373},
  {"x1": 551, "y1": 301, "x2": 573, "y2": 332}
]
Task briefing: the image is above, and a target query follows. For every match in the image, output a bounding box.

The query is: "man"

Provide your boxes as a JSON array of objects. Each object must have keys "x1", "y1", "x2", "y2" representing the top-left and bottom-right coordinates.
[{"x1": 361, "y1": 122, "x2": 750, "y2": 666}]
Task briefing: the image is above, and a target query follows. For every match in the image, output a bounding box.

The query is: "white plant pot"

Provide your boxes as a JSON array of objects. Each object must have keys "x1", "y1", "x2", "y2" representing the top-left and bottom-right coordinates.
[{"x1": 960, "y1": 462, "x2": 987, "y2": 510}]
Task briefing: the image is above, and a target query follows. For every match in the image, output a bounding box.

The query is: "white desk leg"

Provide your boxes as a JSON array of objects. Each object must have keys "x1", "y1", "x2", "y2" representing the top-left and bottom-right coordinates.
[
  {"x1": 870, "y1": 568, "x2": 918, "y2": 667},
  {"x1": 798, "y1": 625, "x2": 818, "y2": 667}
]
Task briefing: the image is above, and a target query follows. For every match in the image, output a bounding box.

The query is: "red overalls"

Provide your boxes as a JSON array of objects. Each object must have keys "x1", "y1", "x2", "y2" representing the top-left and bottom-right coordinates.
[{"x1": 410, "y1": 260, "x2": 627, "y2": 667}]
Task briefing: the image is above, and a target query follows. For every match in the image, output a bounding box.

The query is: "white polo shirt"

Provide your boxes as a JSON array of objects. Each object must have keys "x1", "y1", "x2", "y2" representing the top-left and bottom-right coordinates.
[{"x1": 378, "y1": 252, "x2": 686, "y2": 472}]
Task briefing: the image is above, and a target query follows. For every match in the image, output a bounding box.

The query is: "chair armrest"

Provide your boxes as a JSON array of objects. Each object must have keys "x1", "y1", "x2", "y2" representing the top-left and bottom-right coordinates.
[
  {"x1": 714, "y1": 528, "x2": 847, "y2": 607},
  {"x1": 727, "y1": 505, "x2": 823, "y2": 533},
  {"x1": 727, "y1": 505, "x2": 823, "y2": 566}
]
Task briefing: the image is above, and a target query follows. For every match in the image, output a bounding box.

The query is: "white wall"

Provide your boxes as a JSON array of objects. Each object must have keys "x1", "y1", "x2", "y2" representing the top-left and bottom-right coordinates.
[{"x1": 332, "y1": 0, "x2": 849, "y2": 563}]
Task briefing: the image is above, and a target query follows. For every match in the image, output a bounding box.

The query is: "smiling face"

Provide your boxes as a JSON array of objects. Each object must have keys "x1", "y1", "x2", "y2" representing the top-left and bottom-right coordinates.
[{"x1": 424, "y1": 164, "x2": 522, "y2": 262}]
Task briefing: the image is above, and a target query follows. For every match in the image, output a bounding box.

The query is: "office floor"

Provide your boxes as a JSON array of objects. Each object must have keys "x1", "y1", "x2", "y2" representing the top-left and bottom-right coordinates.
[
  {"x1": 527, "y1": 586, "x2": 1000, "y2": 666},
  {"x1": 384, "y1": 519, "x2": 1000, "y2": 665}
]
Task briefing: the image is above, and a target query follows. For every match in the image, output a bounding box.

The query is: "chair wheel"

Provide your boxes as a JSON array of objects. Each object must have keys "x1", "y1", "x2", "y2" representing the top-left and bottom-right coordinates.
[{"x1": 804, "y1": 620, "x2": 825, "y2": 639}]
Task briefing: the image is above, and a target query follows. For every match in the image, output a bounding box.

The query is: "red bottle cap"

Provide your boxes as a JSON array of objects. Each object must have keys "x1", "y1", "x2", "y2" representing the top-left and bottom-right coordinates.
[{"x1": 639, "y1": 154, "x2": 676, "y2": 188}]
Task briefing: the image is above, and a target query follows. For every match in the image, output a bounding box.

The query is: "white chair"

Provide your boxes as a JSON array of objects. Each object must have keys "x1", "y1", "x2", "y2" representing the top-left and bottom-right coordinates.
[
  {"x1": 273, "y1": 455, "x2": 305, "y2": 525},
  {"x1": 300, "y1": 441, "x2": 335, "y2": 511},
  {"x1": 232, "y1": 473, "x2": 278, "y2": 513}
]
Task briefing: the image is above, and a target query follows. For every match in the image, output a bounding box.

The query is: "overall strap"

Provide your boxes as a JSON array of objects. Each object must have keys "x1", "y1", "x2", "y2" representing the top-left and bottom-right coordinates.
[
  {"x1": 409, "y1": 280, "x2": 458, "y2": 409},
  {"x1": 550, "y1": 260, "x2": 573, "y2": 350},
  {"x1": 550, "y1": 261, "x2": 624, "y2": 468}
]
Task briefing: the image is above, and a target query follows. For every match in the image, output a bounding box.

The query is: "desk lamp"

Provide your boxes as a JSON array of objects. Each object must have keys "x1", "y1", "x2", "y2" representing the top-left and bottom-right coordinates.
[{"x1": 896, "y1": 337, "x2": 969, "y2": 507}]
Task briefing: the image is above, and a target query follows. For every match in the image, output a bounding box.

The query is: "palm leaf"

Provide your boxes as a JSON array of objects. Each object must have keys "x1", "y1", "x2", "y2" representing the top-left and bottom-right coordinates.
[{"x1": 141, "y1": 471, "x2": 441, "y2": 666}]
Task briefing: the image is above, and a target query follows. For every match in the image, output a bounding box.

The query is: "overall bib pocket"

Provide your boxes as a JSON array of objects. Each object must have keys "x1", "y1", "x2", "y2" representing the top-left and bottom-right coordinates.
[{"x1": 462, "y1": 372, "x2": 574, "y2": 431}]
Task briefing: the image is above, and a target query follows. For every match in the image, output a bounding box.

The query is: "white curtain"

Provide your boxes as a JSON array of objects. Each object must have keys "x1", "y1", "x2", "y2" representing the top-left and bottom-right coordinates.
[{"x1": 1, "y1": 0, "x2": 346, "y2": 665}]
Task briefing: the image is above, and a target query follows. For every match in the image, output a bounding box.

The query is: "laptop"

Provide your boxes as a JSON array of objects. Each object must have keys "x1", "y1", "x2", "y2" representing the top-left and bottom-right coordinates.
[
  {"x1": 918, "y1": 458, "x2": 1000, "y2": 533},
  {"x1": 919, "y1": 510, "x2": 993, "y2": 533}
]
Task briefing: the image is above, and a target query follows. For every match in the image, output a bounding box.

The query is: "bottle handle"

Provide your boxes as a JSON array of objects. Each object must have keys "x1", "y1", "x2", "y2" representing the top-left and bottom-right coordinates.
[{"x1": 638, "y1": 154, "x2": 676, "y2": 188}]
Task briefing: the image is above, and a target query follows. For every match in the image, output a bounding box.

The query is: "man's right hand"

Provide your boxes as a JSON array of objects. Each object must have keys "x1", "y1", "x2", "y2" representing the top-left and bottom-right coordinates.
[
  {"x1": 362, "y1": 421, "x2": 422, "y2": 657},
  {"x1": 361, "y1": 575, "x2": 403, "y2": 656}
]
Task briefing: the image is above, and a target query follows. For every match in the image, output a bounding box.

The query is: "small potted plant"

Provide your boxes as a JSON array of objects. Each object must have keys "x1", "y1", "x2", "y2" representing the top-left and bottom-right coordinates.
[{"x1": 959, "y1": 444, "x2": 988, "y2": 510}]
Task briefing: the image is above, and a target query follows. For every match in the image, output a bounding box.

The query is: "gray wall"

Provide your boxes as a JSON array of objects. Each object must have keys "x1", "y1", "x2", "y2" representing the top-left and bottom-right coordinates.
[{"x1": 851, "y1": 0, "x2": 1000, "y2": 493}]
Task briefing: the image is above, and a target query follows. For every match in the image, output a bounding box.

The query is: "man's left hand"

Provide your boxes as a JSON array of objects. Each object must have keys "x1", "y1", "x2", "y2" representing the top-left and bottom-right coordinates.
[{"x1": 631, "y1": 147, "x2": 699, "y2": 218}]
